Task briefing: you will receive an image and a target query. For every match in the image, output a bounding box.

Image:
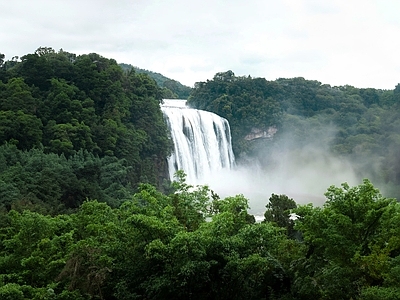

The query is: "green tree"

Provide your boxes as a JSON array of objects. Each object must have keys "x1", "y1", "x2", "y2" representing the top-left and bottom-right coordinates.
[
  {"x1": 0, "y1": 77, "x2": 38, "y2": 113},
  {"x1": 264, "y1": 194, "x2": 297, "y2": 236},
  {"x1": 0, "y1": 110, "x2": 42, "y2": 150},
  {"x1": 0, "y1": 53, "x2": 4, "y2": 67},
  {"x1": 293, "y1": 179, "x2": 400, "y2": 299},
  {"x1": 0, "y1": 210, "x2": 74, "y2": 288}
]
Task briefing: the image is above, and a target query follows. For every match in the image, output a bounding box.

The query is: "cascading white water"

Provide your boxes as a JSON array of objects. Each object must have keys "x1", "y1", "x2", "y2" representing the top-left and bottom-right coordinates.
[{"x1": 161, "y1": 99, "x2": 235, "y2": 184}]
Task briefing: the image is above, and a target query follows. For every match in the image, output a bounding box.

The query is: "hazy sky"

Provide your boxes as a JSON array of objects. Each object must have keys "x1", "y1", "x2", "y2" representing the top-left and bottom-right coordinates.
[{"x1": 2, "y1": 0, "x2": 400, "y2": 89}]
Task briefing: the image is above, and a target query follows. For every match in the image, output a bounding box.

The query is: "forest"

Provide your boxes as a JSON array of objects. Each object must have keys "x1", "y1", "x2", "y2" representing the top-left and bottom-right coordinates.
[
  {"x1": 1, "y1": 48, "x2": 400, "y2": 299},
  {"x1": 188, "y1": 71, "x2": 400, "y2": 199},
  {"x1": 119, "y1": 63, "x2": 192, "y2": 100},
  {"x1": 0, "y1": 47, "x2": 173, "y2": 213}
]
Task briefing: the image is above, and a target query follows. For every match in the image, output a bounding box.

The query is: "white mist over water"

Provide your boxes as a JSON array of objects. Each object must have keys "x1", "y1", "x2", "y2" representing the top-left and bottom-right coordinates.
[
  {"x1": 205, "y1": 147, "x2": 359, "y2": 216},
  {"x1": 162, "y1": 100, "x2": 360, "y2": 216}
]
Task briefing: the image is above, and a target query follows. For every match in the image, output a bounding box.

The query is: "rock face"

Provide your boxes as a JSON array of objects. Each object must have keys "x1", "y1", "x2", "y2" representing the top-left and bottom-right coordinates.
[{"x1": 244, "y1": 126, "x2": 277, "y2": 141}]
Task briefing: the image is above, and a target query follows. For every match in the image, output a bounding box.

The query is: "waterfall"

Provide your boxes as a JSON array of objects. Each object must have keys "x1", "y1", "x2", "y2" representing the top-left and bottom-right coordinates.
[{"x1": 161, "y1": 99, "x2": 235, "y2": 184}]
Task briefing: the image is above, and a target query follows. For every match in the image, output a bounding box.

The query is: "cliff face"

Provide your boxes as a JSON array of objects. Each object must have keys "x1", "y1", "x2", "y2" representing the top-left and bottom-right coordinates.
[{"x1": 244, "y1": 126, "x2": 277, "y2": 141}]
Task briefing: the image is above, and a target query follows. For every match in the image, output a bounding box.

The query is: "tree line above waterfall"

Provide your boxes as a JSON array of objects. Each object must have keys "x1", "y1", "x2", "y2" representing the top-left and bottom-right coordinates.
[{"x1": 188, "y1": 70, "x2": 400, "y2": 199}]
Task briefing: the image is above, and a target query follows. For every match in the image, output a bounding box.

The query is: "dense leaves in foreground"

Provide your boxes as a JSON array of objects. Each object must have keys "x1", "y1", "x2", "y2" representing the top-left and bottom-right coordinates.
[{"x1": 1, "y1": 175, "x2": 400, "y2": 299}]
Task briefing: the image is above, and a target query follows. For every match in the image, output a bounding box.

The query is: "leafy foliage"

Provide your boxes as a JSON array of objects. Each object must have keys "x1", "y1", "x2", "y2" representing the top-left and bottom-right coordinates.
[
  {"x1": 188, "y1": 71, "x2": 400, "y2": 198},
  {"x1": 264, "y1": 194, "x2": 297, "y2": 236},
  {"x1": 3, "y1": 49, "x2": 400, "y2": 299},
  {"x1": 119, "y1": 63, "x2": 192, "y2": 99},
  {"x1": 188, "y1": 70, "x2": 282, "y2": 155},
  {"x1": 293, "y1": 179, "x2": 400, "y2": 299},
  {"x1": 0, "y1": 144, "x2": 132, "y2": 213},
  {"x1": 0, "y1": 48, "x2": 172, "y2": 208},
  {"x1": 1, "y1": 166, "x2": 397, "y2": 299}
]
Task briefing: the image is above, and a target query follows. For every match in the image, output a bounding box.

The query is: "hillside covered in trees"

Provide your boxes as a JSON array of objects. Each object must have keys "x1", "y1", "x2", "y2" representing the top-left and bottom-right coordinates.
[
  {"x1": 188, "y1": 70, "x2": 400, "y2": 198},
  {"x1": 0, "y1": 47, "x2": 172, "y2": 213},
  {"x1": 119, "y1": 63, "x2": 192, "y2": 99},
  {"x1": 2, "y1": 49, "x2": 400, "y2": 299}
]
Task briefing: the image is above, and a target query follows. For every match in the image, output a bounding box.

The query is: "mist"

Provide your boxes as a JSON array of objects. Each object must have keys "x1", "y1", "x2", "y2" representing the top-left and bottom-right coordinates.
[{"x1": 198, "y1": 121, "x2": 363, "y2": 216}]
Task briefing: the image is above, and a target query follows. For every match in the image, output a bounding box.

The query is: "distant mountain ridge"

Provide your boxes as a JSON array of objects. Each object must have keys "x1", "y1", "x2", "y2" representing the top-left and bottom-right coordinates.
[{"x1": 119, "y1": 63, "x2": 192, "y2": 99}]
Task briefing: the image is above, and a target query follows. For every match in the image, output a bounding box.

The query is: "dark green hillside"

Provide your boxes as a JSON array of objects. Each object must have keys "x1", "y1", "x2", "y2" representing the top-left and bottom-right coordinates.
[
  {"x1": 0, "y1": 47, "x2": 172, "y2": 213},
  {"x1": 119, "y1": 63, "x2": 192, "y2": 99},
  {"x1": 188, "y1": 71, "x2": 400, "y2": 198},
  {"x1": 188, "y1": 70, "x2": 282, "y2": 156}
]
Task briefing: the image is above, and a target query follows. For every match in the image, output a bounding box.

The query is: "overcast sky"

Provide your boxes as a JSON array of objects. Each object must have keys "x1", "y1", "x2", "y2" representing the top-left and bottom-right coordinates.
[{"x1": 2, "y1": 0, "x2": 400, "y2": 89}]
